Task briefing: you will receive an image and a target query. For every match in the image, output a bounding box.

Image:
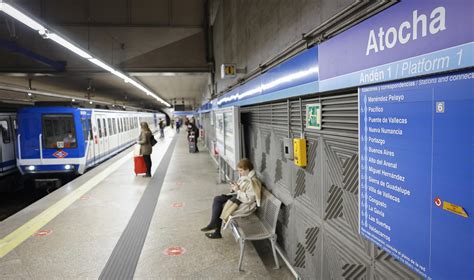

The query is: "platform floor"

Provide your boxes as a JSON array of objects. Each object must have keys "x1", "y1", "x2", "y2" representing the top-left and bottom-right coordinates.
[{"x1": 0, "y1": 128, "x2": 293, "y2": 279}]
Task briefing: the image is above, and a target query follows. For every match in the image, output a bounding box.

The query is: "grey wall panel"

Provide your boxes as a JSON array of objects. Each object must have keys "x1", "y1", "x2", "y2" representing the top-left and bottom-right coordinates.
[
  {"x1": 323, "y1": 230, "x2": 371, "y2": 280},
  {"x1": 292, "y1": 205, "x2": 323, "y2": 279},
  {"x1": 240, "y1": 90, "x2": 421, "y2": 280}
]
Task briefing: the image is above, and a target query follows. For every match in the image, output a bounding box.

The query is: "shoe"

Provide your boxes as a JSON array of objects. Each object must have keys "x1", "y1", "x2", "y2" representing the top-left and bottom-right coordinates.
[
  {"x1": 205, "y1": 232, "x2": 222, "y2": 239},
  {"x1": 200, "y1": 225, "x2": 217, "y2": 232},
  {"x1": 143, "y1": 174, "x2": 151, "y2": 178}
]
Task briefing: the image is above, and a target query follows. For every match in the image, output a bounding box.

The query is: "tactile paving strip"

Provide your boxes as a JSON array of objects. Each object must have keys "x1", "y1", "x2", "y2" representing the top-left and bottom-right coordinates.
[{"x1": 99, "y1": 135, "x2": 178, "y2": 280}]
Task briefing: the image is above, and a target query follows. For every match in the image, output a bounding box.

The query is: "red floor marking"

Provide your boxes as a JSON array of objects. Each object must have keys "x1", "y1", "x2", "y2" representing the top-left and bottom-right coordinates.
[
  {"x1": 175, "y1": 181, "x2": 184, "y2": 186},
  {"x1": 164, "y1": 246, "x2": 186, "y2": 256},
  {"x1": 80, "y1": 195, "x2": 91, "y2": 200},
  {"x1": 33, "y1": 229, "x2": 53, "y2": 237},
  {"x1": 171, "y1": 202, "x2": 184, "y2": 208}
]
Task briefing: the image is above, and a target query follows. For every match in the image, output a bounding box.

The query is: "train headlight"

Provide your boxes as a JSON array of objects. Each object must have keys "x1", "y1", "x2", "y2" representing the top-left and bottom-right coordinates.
[
  {"x1": 26, "y1": 165, "x2": 36, "y2": 171},
  {"x1": 64, "y1": 164, "x2": 72, "y2": 170}
]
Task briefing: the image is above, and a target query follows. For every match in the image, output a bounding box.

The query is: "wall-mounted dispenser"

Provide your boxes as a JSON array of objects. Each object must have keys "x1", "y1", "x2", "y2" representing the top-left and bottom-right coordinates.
[{"x1": 293, "y1": 138, "x2": 307, "y2": 167}]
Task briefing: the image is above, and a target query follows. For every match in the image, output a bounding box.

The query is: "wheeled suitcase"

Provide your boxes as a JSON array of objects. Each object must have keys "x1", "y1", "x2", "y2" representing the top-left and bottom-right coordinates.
[
  {"x1": 189, "y1": 141, "x2": 197, "y2": 153},
  {"x1": 134, "y1": 156, "x2": 147, "y2": 175},
  {"x1": 188, "y1": 133, "x2": 197, "y2": 153}
]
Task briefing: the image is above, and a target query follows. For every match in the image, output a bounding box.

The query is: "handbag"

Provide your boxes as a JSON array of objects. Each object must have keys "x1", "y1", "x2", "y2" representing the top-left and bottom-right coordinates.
[
  {"x1": 150, "y1": 134, "x2": 157, "y2": 146},
  {"x1": 220, "y1": 197, "x2": 241, "y2": 222}
]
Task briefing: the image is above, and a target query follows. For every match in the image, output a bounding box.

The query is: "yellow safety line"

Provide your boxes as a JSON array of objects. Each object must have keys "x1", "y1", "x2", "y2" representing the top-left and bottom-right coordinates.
[{"x1": 0, "y1": 151, "x2": 133, "y2": 258}]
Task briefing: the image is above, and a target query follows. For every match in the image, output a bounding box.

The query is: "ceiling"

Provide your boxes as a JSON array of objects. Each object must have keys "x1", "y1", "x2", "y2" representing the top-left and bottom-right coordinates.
[{"x1": 0, "y1": 0, "x2": 211, "y2": 111}]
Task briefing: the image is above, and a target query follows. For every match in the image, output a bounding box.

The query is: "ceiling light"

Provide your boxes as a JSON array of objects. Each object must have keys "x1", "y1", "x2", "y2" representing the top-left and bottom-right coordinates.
[
  {"x1": 45, "y1": 33, "x2": 92, "y2": 59},
  {"x1": 0, "y1": 2, "x2": 170, "y2": 108},
  {"x1": 0, "y1": 3, "x2": 45, "y2": 32},
  {"x1": 72, "y1": 98, "x2": 76, "y2": 102},
  {"x1": 27, "y1": 92, "x2": 32, "y2": 96},
  {"x1": 89, "y1": 101, "x2": 93, "y2": 104},
  {"x1": 112, "y1": 70, "x2": 132, "y2": 83},
  {"x1": 89, "y1": 58, "x2": 115, "y2": 72}
]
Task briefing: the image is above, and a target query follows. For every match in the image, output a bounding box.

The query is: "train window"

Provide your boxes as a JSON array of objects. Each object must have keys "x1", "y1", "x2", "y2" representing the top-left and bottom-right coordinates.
[
  {"x1": 0, "y1": 120, "x2": 11, "y2": 144},
  {"x1": 108, "y1": 119, "x2": 113, "y2": 135},
  {"x1": 113, "y1": 118, "x2": 117, "y2": 134},
  {"x1": 102, "y1": 119, "x2": 107, "y2": 137},
  {"x1": 81, "y1": 119, "x2": 88, "y2": 141},
  {"x1": 42, "y1": 114, "x2": 77, "y2": 148},
  {"x1": 97, "y1": 119, "x2": 102, "y2": 138}
]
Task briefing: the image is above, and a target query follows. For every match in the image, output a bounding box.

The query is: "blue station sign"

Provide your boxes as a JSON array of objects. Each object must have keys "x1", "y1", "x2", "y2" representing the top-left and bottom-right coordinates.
[
  {"x1": 359, "y1": 70, "x2": 473, "y2": 279},
  {"x1": 319, "y1": 0, "x2": 474, "y2": 91}
]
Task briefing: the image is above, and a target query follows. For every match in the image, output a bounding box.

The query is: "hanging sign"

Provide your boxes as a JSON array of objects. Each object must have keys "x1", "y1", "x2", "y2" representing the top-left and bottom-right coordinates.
[{"x1": 221, "y1": 64, "x2": 237, "y2": 79}]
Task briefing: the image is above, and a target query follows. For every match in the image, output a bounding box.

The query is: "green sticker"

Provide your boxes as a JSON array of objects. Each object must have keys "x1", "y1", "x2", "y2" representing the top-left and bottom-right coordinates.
[{"x1": 306, "y1": 103, "x2": 321, "y2": 130}]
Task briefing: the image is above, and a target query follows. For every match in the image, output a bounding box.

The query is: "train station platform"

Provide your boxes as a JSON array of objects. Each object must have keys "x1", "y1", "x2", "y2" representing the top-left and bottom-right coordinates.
[{"x1": 0, "y1": 128, "x2": 292, "y2": 279}]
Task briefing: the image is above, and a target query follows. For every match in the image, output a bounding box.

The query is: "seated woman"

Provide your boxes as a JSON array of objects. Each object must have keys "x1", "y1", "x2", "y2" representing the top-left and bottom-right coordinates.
[{"x1": 201, "y1": 158, "x2": 262, "y2": 239}]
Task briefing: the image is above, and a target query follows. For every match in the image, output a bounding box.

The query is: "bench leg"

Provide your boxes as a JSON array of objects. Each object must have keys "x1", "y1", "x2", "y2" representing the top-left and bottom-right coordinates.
[
  {"x1": 270, "y1": 235, "x2": 280, "y2": 269},
  {"x1": 238, "y1": 239, "x2": 246, "y2": 272}
]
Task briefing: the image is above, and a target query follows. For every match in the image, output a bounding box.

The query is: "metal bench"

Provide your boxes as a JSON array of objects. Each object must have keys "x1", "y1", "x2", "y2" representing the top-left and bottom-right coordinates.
[{"x1": 224, "y1": 188, "x2": 282, "y2": 271}]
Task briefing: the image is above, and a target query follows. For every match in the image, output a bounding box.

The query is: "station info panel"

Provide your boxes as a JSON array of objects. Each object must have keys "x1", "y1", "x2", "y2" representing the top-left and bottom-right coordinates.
[{"x1": 359, "y1": 70, "x2": 473, "y2": 279}]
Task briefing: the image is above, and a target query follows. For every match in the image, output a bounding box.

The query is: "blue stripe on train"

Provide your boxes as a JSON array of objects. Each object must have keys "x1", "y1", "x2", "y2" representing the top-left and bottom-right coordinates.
[{"x1": 85, "y1": 140, "x2": 136, "y2": 169}]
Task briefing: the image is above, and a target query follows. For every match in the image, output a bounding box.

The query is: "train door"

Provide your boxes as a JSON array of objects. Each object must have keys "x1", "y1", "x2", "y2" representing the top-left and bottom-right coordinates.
[
  {"x1": 114, "y1": 118, "x2": 122, "y2": 147},
  {"x1": 11, "y1": 116, "x2": 17, "y2": 158},
  {"x1": 112, "y1": 118, "x2": 118, "y2": 149},
  {"x1": 107, "y1": 118, "x2": 114, "y2": 152},
  {"x1": 117, "y1": 118, "x2": 122, "y2": 146},
  {"x1": 0, "y1": 118, "x2": 13, "y2": 174},
  {"x1": 102, "y1": 118, "x2": 109, "y2": 155},
  {"x1": 86, "y1": 118, "x2": 96, "y2": 165},
  {"x1": 96, "y1": 116, "x2": 104, "y2": 158},
  {"x1": 0, "y1": 119, "x2": 4, "y2": 173}
]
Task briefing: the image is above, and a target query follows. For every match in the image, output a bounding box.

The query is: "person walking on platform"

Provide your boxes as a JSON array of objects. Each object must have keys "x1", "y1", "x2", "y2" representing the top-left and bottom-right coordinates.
[
  {"x1": 159, "y1": 119, "x2": 165, "y2": 139},
  {"x1": 176, "y1": 118, "x2": 181, "y2": 133},
  {"x1": 201, "y1": 159, "x2": 262, "y2": 239},
  {"x1": 186, "y1": 118, "x2": 199, "y2": 152},
  {"x1": 138, "y1": 122, "x2": 153, "y2": 177}
]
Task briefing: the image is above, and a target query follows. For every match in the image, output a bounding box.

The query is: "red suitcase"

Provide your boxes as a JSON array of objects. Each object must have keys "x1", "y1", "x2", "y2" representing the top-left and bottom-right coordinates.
[{"x1": 134, "y1": 156, "x2": 147, "y2": 175}]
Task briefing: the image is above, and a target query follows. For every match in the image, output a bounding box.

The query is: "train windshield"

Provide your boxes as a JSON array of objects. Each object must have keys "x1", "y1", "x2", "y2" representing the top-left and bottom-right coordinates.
[{"x1": 42, "y1": 114, "x2": 77, "y2": 149}]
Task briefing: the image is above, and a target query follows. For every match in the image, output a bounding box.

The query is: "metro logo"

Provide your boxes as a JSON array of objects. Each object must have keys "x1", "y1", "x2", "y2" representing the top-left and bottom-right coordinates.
[
  {"x1": 53, "y1": 150, "x2": 68, "y2": 158},
  {"x1": 366, "y1": 6, "x2": 446, "y2": 56}
]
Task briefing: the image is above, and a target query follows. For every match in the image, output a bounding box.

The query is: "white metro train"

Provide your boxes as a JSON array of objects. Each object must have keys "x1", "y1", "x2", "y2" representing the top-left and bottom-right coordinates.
[
  {"x1": 16, "y1": 107, "x2": 165, "y2": 176},
  {"x1": 0, "y1": 112, "x2": 17, "y2": 177}
]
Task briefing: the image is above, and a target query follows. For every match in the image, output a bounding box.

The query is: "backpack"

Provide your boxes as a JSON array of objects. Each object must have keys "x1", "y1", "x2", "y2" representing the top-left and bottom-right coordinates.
[{"x1": 150, "y1": 134, "x2": 157, "y2": 146}]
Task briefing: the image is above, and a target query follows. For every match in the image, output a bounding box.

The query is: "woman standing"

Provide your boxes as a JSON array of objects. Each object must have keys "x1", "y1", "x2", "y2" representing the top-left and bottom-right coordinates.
[{"x1": 138, "y1": 122, "x2": 153, "y2": 177}]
